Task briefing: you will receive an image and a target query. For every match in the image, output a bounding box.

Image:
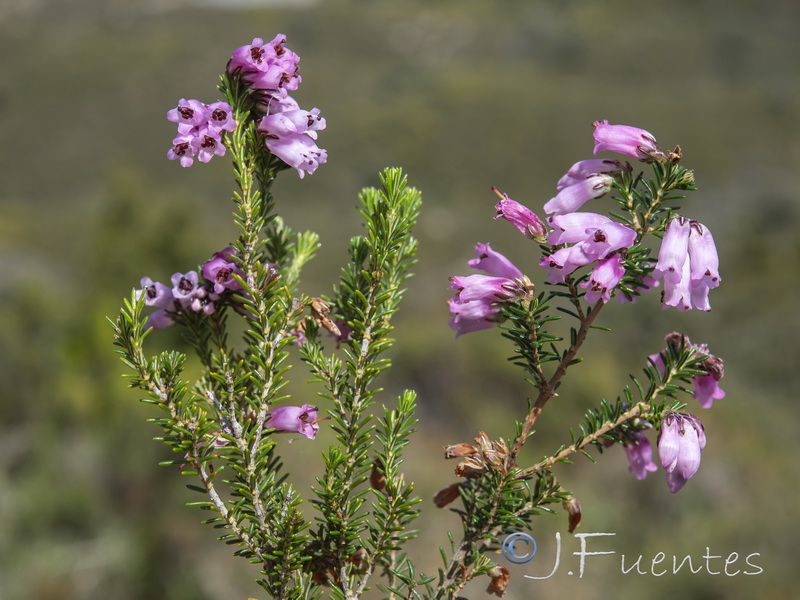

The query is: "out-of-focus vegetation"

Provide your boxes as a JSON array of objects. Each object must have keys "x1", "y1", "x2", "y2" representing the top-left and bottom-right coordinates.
[{"x1": 1, "y1": 0, "x2": 798, "y2": 598}]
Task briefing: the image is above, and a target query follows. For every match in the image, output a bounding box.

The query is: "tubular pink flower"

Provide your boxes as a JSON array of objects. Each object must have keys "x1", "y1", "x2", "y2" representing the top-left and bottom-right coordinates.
[
  {"x1": 692, "y1": 374, "x2": 725, "y2": 409},
  {"x1": 449, "y1": 244, "x2": 528, "y2": 337},
  {"x1": 450, "y1": 274, "x2": 520, "y2": 303},
  {"x1": 654, "y1": 217, "x2": 691, "y2": 283},
  {"x1": 543, "y1": 174, "x2": 614, "y2": 216},
  {"x1": 540, "y1": 221, "x2": 635, "y2": 284},
  {"x1": 202, "y1": 248, "x2": 243, "y2": 294},
  {"x1": 167, "y1": 133, "x2": 197, "y2": 167},
  {"x1": 653, "y1": 218, "x2": 720, "y2": 311},
  {"x1": 144, "y1": 309, "x2": 175, "y2": 332},
  {"x1": 206, "y1": 101, "x2": 236, "y2": 134},
  {"x1": 556, "y1": 159, "x2": 628, "y2": 191},
  {"x1": 547, "y1": 213, "x2": 613, "y2": 245},
  {"x1": 167, "y1": 99, "x2": 209, "y2": 134},
  {"x1": 138, "y1": 277, "x2": 173, "y2": 309},
  {"x1": 658, "y1": 412, "x2": 706, "y2": 493},
  {"x1": 167, "y1": 101, "x2": 235, "y2": 167},
  {"x1": 592, "y1": 120, "x2": 664, "y2": 162},
  {"x1": 624, "y1": 431, "x2": 658, "y2": 480},
  {"x1": 228, "y1": 35, "x2": 301, "y2": 96},
  {"x1": 264, "y1": 133, "x2": 327, "y2": 178},
  {"x1": 662, "y1": 259, "x2": 692, "y2": 311},
  {"x1": 258, "y1": 98, "x2": 327, "y2": 178},
  {"x1": 171, "y1": 271, "x2": 201, "y2": 307},
  {"x1": 468, "y1": 243, "x2": 523, "y2": 280},
  {"x1": 580, "y1": 254, "x2": 625, "y2": 303},
  {"x1": 448, "y1": 298, "x2": 501, "y2": 336},
  {"x1": 264, "y1": 403, "x2": 319, "y2": 439},
  {"x1": 492, "y1": 188, "x2": 547, "y2": 239},
  {"x1": 192, "y1": 126, "x2": 227, "y2": 163}
]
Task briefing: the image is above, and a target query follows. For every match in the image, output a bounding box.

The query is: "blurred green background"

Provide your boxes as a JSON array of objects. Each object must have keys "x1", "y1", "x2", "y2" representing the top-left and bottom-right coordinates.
[{"x1": 1, "y1": 0, "x2": 798, "y2": 598}]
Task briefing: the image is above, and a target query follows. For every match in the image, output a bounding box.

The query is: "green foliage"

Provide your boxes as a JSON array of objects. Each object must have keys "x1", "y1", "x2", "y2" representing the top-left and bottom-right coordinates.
[{"x1": 112, "y1": 154, "x2": 423, "y2": 599}]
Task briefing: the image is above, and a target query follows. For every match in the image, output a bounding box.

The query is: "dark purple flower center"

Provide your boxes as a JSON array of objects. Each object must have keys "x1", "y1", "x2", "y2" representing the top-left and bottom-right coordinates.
[
  {"x1": 216, "y1": 268, "x2": 231, "y2": 283},
  {"x1": 211, "y1": 108, "x2": 227, "y2": 122},
  {"x1": 178, "y1": 277, "x2": 194, "y2": 293},
  {"x1": 178, "y1": 107, "x2": 195, "y2": 120},
  {"x1": 173, "y1": 142, "x2": 189, "y2": 156},
  {"x1": 200, "y1": 136, "x2": 217, "y2": 149},
  {"x1": 250, "y1": 47, "x2": 265, "y2": 64}
]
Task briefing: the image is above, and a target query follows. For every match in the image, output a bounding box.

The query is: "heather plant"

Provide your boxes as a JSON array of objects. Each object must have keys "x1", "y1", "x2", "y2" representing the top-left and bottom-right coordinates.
[{"x1": 112, "y1": 35, "x2": 725, "y2": 599}]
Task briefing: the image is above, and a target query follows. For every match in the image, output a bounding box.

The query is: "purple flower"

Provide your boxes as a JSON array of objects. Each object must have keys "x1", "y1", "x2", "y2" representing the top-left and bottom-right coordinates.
[
  {"x1": 543, "y1": 174, "x2": 614, "y2": 216},
  {"x1": 686, "y1": 221, "x2": 720, "y2": 311},
  {"x1": 540, "y1": 214, "x2": 636, "y2": 284},
  {"x1": 167, "y1": 132, "x2": 198, "y2": 167},
  {"x1": 138, "y1": 277, "x2": 173, "y2": 309},
  {"x1": 448, "y1": 297, "x2": 503, "y2": 336},
  {"x1": 202, "y1": 248, "x2": 243, "y2": 294},
  {"x1": 260, "y1": 107, "x2": 326, "y2": 140},
  {"x1": 167, "y1": 101, "x2": 235, "y2": 167},
  {"x1": 448, "y1": 244, "x2": 529, "y2": 337},
  {"x1": 257, "y1": 101, "x2": 327, "y2": 178},
  {"x1": 205, "y1": 101, "x2": 236, "y2": 134},
  {"x1": 449, "y1": 275, "x2": 521, "y2": 303},
  {"x1": 623, "y1": 431, "x2": 658, "y2": 480},
  {"x1": 264, "y1": 403, "x2": 319, "y2": 439},
  {"x1": 692, "y1": 351, "x2": 725, "y2": 408},
  {"x1": 227, "y1": 35, "x2": 301, "y2": 96},
  {"x1": 492, "y1": 188, "x2": 547, "y2": 240},
  {"x1": 580, "y1": 254, "x2": 625, "y2": 303},
  {"x1": 192, "y1": 126, "x2": 227, "y2": 164},
  {"x1": 653, "y1": 217, "x2": 721, "y2": 311},
  {"x1": 468, "y1": 243, "x2": 523, "y2": 279},
  {"x1": 648, "y1": 338, "x2": 725, "y2": 409},
  {"x1": 265, "y1": 133, "x2": 327, "y2": 178},
  {"x1": 190, "y1": 290, "x2": 217, "y2": 315},
  {"x1": 167, "y1": 99, "x2": 208, "y2": 134},
  {"x1": 171, "y1": 271, "x2": 201, "y2": 307},
  {"x1": 693, "y1": 374, "x2": 725, "y2": 408},
  {"x1": 658, "y1": 412, "x2": 706, "y2": 493},
  {"x1": 556, "y1": 159, "x2": 629, "y2": 191},
  {"x1": 547, "y1": 212, "x2": 614, "y2": 245},
  {"x1": 144, "y1": 309, "x2": 175, "y2": 332},
  {"x1": 592, "y1": 120, "x2": 665, "y2": 162}
]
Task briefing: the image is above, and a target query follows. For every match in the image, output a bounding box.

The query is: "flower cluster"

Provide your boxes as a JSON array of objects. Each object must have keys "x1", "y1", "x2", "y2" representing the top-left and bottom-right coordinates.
[
  {"x1": 137, "y1": 247, "x2": 244, "y2": 331},
  {"x1": 228, "y1": 35, "x2": 327, "y2": 178},
  {"x1": 649, "y1": 332, "x2": 726, "y2": 408},
  {"x1": 167, "y1": 99, "x2": 236, "y2": 167},
  {"x1": 540, "y1": 212, "x2": 636, "y2": 294},
  {"x1": 622, "y1": 332, "x2": 724, "y2": 492},
  {"x1": 623, "y1": 414, "x2": 706, "y2": 494},
  {"x1": 447, "y1": 242, "x2": 533, "y2": 336},
  {"x1": 658, "y1": 412, "x2": 706, "y2": 493},
  {"x1": 653, "y1": 217, "x2": 720, "y2": 311},
  {"x1": 535, "y1": 123, "x2": 670, "y2": 303}
]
